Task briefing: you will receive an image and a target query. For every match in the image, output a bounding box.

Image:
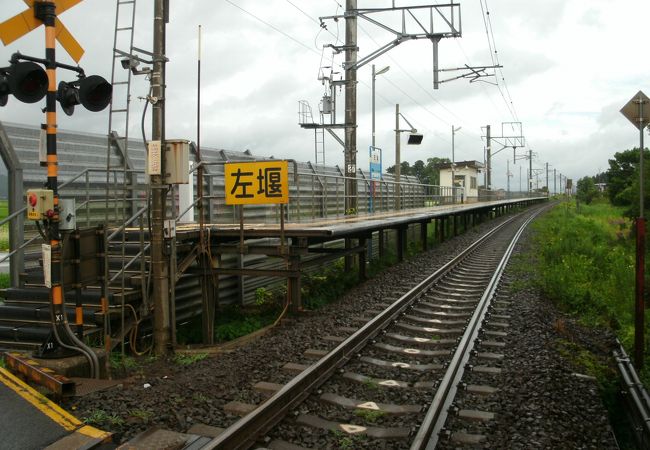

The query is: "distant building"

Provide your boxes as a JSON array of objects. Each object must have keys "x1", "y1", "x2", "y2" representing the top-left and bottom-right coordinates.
[{"x1": 437, "y1": 160, "x2": 484, "y2": 202}]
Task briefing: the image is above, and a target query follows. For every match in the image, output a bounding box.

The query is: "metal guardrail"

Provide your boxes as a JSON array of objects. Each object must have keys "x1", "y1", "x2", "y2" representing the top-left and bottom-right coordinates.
[{"x1": 614, "y1": 341, "x2": 650, "y2": 449}]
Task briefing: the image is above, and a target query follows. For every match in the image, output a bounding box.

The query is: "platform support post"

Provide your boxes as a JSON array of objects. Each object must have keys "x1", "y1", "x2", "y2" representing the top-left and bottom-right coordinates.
[
  {"x1": 359, "y1": 236, "x2": 367, "y2": 281},
  {"x1": 288, "y1": 252, "x2": 302, "y2": 314},
  {"x1": 420, "y1": 221, "x2": 428, "y2": 251},
  {"x1": 378, "y1": 230, "x2": 385, "y2": 260},
  {"x1": 397, "y1": 227, "x2": 405, "y2": 262},
  {"x1": 199, "y1": 253, "x2": 217, "y2": 345}
]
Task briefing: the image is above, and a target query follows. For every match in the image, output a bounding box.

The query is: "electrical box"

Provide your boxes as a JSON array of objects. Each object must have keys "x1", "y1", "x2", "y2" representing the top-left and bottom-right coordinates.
[
  {"x1": 26, "y1": 189, "x2": 54, "y2": 220},
  {"x1": 321, "y1": 95, "x2": 332, "y2": 114},
  {"x1": 145, "y1": 139, "x2": 190, "y2": 184}
]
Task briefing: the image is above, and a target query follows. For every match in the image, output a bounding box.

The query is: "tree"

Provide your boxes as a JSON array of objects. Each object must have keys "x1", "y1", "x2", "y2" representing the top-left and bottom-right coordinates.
[
  {"x1": 605, "y1": 147, "x2": 650, "y2": 217},
  {"x1": 606, "y1": 148, "x2": 649, "y2": 205},
  {"x1": 576, "y1": 176, "x2": 599, "y2": 204},
  {"x1": 386, "y1": 156, "x2": 451, "y2": 185}
]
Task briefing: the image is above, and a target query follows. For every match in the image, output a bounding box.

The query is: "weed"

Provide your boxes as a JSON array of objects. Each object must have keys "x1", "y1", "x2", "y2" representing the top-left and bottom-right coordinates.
[
  {"x1": 301, "y1": 259, "x2": 357, "y2": 310},
  {"x1": 109, "y1": 353, "x2": 140, "y2": 372},
  {"x1": 129, "y1": 408, "x2": 153, "y2": 423},
  {"x1": 354, "y1": 408, "x2": 385, "y2": 422},
  {"x1": 192, "y1": 392, "x2": 209, "y2": 402},
  {"x1": 84, "y1": 409, "x2": 124, "y2": 427},
  {"x1": 0, "y1": 273, "x2": 9, "y2": 290},
  {"x1": 174, "y1": 352, "x2": 208, "y2": 366},
  {"x1": 254, "y1": 287, "x2": 274, "y2": 307},
  {"x1": 0, "y1": 356, "x2": 5, "y2": 369},
  {"x1": 362, "y1": 377, "x2": 379, "y2": 390}
]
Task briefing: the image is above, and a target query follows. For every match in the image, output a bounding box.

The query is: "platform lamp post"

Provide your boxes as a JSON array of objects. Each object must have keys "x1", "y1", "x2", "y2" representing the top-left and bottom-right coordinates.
[
  {"x1": 371, "y1": 65, "x2": 389, "y2": 258},
  {"x1": 452, "y1": 125, "x2": 461, "y2": 202},
  {"x1": 372, "y1": 65, "x2": 390, "y2": 150},
  {"x1": 395, "y1": 104, "x2": 423, "y2": 210},
  {"x1": 620, "y1": 90, "x2": 650, "y2": 369}
]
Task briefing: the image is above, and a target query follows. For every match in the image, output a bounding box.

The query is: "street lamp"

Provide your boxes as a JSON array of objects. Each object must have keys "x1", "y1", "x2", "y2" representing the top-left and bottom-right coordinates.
[
  {"x1": 451, "y1": 125, "x2": 461, "y2": 201},
  {"x1": 395, "y1": 104, "x2": 423, "y2": 209},
  {"x1": 372, "y1": 65, "x2": 390, "y2": 150}
]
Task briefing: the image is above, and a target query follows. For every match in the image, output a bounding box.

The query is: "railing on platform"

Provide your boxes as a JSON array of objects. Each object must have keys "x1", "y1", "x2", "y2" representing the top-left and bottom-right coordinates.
[{"x1": 189, "y1": 160, "x2": 465, "y2": 225}]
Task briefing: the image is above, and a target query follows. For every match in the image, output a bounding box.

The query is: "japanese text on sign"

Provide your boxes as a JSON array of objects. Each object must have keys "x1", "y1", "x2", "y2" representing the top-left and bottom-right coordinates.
[{"x1": 225, "y1": 161, "x2": 289, "y2": 205}]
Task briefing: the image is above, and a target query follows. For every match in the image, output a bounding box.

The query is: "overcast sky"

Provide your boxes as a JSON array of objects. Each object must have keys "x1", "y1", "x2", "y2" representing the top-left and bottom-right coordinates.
[{"x1": 1, "y1": 0, "x2": 649, "y2": 191}]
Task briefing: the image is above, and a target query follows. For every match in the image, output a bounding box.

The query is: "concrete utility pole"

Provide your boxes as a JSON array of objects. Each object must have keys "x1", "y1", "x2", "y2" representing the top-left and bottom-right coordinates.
[
  {"x1": 506, "y1": 159, "x2": 511, "y2": 197},
  {"x1": 554, "y1": 168, "x2": 557, "y2": 195},
  {"x1": 344, "y1": 0, "x2": 358, "y2": 215},
  {"x1": 545, "y1": 162, "x2": 549, "y2": 196},
  {"x1": 151, "y1": 0, "x2": 170, "y2": 355},
  {"x1": 528, "y1": 148, "x2": 533, "y2": 193}
]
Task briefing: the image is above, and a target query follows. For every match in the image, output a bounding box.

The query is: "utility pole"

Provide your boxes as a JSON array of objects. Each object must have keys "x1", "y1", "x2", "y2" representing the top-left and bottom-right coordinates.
[
  {"x1": 545, "y1": 162, "x2": 549, "y2": 197},
  {"x1": 506, "y1": 159, "x2": 511, "y2": 197},
  {"x1": 554, "y1": 168, "x2": 557, "y2": 195},
  {"x1": 344, "y1": 0, "x2": 357, "y2": 215},
  {"x1": 151, "y1": 0, "x2": 170, "y2": 355},
  {"x1": 528, "y1": 148, "x2": 533, "y2": 193}
]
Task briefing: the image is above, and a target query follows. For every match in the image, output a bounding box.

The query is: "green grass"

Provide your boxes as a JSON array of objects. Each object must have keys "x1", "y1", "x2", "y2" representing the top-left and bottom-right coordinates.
[
  {"x1": 531, "y1": 200, "x2": 635, "y2": 335},
  {"x1": 173, "y1": 352, "x2": 208, "y2": 366},
  {"x1": 128, "y1": 408, "x2": 154, "y2": 423},
  {"x1": 354, "y1": 408, "x2": 385, "y2": 422},
  {"x1": 0, "y1": 273, "x2": 9, "y2": 290},
  {"x1": 83, "y1": 409, "x2": 124, "y2": 427},
  {"x1": 301, "y1": 259, "x2": 358, "y2": 310},
  {"x1": 0, "y1": 200, "x2": 8, "y2": 251},
  {"x1": 529, "y1": 199, "x2": 641, "y2": 447},
  {"x1": 109, "y1": 353, "x2": 141, "y2": 373}
]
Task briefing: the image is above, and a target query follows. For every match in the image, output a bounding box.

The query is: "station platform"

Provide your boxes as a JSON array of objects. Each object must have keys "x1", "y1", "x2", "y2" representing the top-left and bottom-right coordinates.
[
  {"x1": 0, "y1": 367, "x2": 111, "y2": 449},
  {"x1": 175, "y1": 197, "x2": 546, "y2": 241}
]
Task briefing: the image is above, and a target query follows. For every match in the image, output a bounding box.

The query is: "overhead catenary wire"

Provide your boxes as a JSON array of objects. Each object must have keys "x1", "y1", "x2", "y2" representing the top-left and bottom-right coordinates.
[
  {"x1": 222, "y1": 0, "x2": 319, "y2": 55},
  {"x1": 480, "y1": 0, "x2": 520, "y2": 123}
]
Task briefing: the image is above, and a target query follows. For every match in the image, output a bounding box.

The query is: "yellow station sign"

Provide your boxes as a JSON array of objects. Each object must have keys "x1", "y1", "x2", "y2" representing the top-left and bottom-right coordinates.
[{"x1": 225, "y1": 161, "x2": 289, "y2": 205}]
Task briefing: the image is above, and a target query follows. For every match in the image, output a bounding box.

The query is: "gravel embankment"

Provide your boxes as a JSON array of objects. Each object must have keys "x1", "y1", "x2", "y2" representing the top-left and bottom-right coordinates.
[{"x1": 63, "y1": 213, "x2": 620, "y2": 448}]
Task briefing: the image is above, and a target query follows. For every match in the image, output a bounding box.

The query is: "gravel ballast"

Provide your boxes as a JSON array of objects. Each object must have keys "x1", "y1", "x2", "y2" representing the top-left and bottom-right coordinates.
[{"x1": 63, "y1": 211, "x2": 621, "y2": 448}]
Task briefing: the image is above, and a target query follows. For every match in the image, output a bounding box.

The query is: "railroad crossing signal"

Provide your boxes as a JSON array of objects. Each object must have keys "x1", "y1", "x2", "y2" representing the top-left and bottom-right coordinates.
[{"x1": 0, "y1": 0, "x2": 84, "y2": 63}]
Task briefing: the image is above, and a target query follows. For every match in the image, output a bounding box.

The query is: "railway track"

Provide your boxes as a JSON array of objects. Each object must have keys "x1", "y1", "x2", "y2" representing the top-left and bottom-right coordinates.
[{"x1": 200, "y1": 204, "x2": 548, "y2": 450}]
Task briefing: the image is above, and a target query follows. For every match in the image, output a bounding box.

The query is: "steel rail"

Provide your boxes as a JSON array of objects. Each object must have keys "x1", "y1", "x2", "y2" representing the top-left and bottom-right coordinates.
[
  {"x1": 412, "y1": 205, "x2": 546, "y2": 449},
  {"x1": 614, "y1": 341, "x2": 650, "y2": 448},
  {"x1": 203, "y1": 212, "x2": 522, "y2": 450}
]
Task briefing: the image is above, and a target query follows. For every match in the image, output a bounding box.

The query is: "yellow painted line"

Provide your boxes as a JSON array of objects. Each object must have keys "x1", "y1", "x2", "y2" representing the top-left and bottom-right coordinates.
[
  {"x1": 0, "y1": 367, "x2": 109, "y2": 441},
  {"x1": 0, "y1": 367, "x2": 78, "y2": 431}
]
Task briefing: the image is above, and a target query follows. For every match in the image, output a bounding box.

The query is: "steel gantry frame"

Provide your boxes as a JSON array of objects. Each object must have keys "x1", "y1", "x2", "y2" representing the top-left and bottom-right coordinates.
[{"x1": 318, "y1": 1, "x2": 463, "y2": 216}]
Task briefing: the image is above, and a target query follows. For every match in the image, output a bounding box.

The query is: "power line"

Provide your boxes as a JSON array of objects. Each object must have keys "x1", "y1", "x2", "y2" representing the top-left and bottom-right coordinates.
[
  {"x1": 223, "y1": 0, "x2": 319, "y2": 55},
  {"x1": 284, "y1": 0, "x2": 342, "y2": 45},
  {"x1": 480, "y1": 0, "x2": 520, "y2": 122},
  {"x1": 356, "y1": 23, "x2": 484, "y2": 144}
]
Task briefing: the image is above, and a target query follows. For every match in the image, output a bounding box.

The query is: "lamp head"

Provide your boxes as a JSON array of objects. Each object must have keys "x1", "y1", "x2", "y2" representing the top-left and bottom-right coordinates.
[
  {"x1": 376, "y1": 66, "x2": 390, "y2": 76},
  {"x1": 407, "y1": 133, "x2": 423, "y2": 145}
]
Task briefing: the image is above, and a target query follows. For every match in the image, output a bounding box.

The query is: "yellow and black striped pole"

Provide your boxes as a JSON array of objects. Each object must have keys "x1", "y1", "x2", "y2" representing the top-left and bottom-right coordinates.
[{"x1": 34, "y1": 1, "x2": 85, "y2": 348}]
